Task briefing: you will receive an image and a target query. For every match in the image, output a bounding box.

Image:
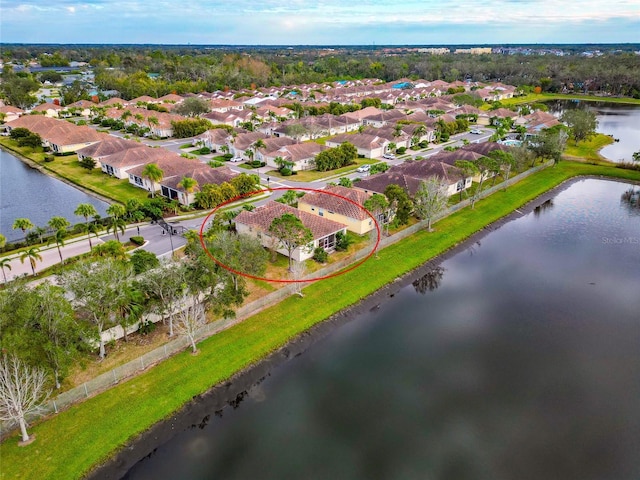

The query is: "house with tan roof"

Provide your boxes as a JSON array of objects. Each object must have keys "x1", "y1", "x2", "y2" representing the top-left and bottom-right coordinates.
[
  {"x1": 158, "y1": 93, "x2": 184, "y2": 104},
  {"x1": 229, "y1": 131, "x2": 268, "y2": 159},
  {"x1": 235, "y1": 201, "x2": 348, "y2": 262},
  {"x1": 77, "y1": 136, "x2": 145, "y2": 167},
  {"x1": 100, "y1": 97, "x2": 127, "y2": 108},
  {"x1": 325, "y1": 133, "x2": 389, "y2": 159},
  {"x1": 298, "y1": 185, "x2": 375, "y2": 234},
  {"x1": 361, "y1": 126, "x2": 410, "y2": 150},
  {"x1": 192, "y1": 128, "x2": 234, "y2": 152},
  {"x1": 361, "y1": 109, "x2": 407, "y2": 128},
  {"x1": 263, "y1": 142, "x2": 328, "y2": 171},
  {"x1": 156, "y1": 164, "x2": 238, "y2": 205},
  {"x1": 355, "y1": 160, "x2": 471, "y2": 198},
  {"x1": 32, "y1": 102, "x2": 64, "y2": 118},
  {"x1": 66, "y1": 100, "x2": 97, "y2": 117},
  {"x1": 210, "y1": 99, "x2": 244, "y2": 113},
  {"x1": 130, "y1": 95, "x2": 159, "y2": 105},
  {"x1": 99, "y1": 145, "x2": 174, "y2": 179},
  {"x1": 0, "y1": 105, "x2": 24, "y2": 123}
]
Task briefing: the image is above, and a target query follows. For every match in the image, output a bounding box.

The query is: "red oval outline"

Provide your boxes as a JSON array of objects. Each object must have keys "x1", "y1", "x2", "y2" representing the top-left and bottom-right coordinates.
[{"x1": 198, "y1": 186, "x2": 381, "y2": 283}]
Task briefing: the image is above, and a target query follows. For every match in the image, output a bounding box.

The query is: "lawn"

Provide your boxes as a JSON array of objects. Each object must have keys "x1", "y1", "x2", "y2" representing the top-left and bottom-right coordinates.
[
  {"x1": 1, "y1": 161, "x2": 639, "y2": 480},
  {"x1": 485, "y1": 93, "x2": 640, "y2": 109},
  {"x1": 0, "y1": 138, "x2": 149, "y2": 204},
  {"x1": 563, "y1": 133, "x2": 615, "y2": 162}
]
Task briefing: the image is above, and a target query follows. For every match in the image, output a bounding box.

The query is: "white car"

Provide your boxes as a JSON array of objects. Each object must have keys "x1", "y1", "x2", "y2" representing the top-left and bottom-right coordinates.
[
  {"x1": 230, "y1": 157, "x2": 243, "y2": 162},
  {"x1": 356, "y1": 164, "x2": 371, "y2": 173},
  {"x1": 470, "y1": 129, "x2": 482, "y2": 134},
  {"x1": 382, "y1": 153, "x2": 395, "y2": 160}
]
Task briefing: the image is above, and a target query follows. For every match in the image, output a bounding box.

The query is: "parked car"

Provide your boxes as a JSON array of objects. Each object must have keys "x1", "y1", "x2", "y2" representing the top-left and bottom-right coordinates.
[
  {"x1": 356, "y1": 164, "x2": 371, "y2": 173},
  {"x1": 382, "y1": 153, "x2": 395, "y2": 160},
  {"x1": 470, "y1": 129, "x2": 482, "y2": 134},
  {"x1": 230, "y1": 157, "x2": 243, "y2": 162}
]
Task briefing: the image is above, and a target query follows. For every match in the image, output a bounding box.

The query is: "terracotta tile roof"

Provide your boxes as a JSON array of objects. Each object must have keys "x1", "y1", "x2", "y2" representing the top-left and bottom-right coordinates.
[
  {"x1": 101, "y1": 146, "x2": 175, "y2": 169},
  {"x1": 6, "y1": 115, "x2": 60, "y2": 134},
  {"x1": 326, "y1": 133, "x2": 387, "y2": 150},
  {"x1": 236, "y1": 201, "x2": 346, "y2": 240},
  {"x1": 299, "y1": 186, "x2": 372, "y2": 221},
  {"x1": 67, "y1": 100, "x2": 97, "y2": 109},
  {"x1": 265, "y1": 142, "x2": 327, "y2": 163},
  {"x1": 428, "y1": 150, "x2": 486, "y2": 166},
  {"x1": 389, "y1": 159, "x2": 465, "y2": 183},
  {"x1": 76, "y1": 136, "x2": 145, "y2": 159},
  {"x1": 160, "y1": 164, "x2": 238, "y2": 192},
  {"x1": 100, "y1": 97, "x2": 127, "y2": 107},
  {"x1": 47, "y1": 124, "x2": 105, "y2": 147},
  {"x1": 232, "y1": 131, "x2": 268, "y2": 150},
  {"x1": 0, "y1": 106, "x2": 24, "y2": 114},
  {"x1": 158, "y1": 94, "x2": 184, "y2": 103},
  {"x1": 130, "y1": 95, "x2": 157, "y2": 104},
  {"x1": 460, "y1": 142, "x2": 511, "y2": 156},
  {"x1": 355, "y1": 171, "x2": 423, "y2": 196},
  {"x1": 33, "y1": 103, "x2": 63, "y2": 112}
]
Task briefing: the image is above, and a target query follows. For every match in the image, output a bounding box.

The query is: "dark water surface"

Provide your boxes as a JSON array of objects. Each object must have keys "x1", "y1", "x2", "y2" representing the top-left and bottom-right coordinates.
[
  {"x1": 547, "y1": 100, "x2": 640, "y2": 163},
  {"x1": 123, "y1": 179, "x2": 640, "y2": 480},
  {"x1": 0, "y1": 149, "x2": 109, "y2": 242}
]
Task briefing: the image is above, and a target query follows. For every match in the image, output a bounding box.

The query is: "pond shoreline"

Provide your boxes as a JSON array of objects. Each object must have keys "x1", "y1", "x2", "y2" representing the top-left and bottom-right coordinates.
[
  {"x1": 0, "y1": 143, "x2": 114, "y2": 206},
  {"x1": 87, "y1": 173, "x2": 636, "y2": 480}
]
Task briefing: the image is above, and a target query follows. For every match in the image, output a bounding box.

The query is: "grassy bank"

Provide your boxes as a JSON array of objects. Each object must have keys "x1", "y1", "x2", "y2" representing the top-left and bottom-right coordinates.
[
  {"x1": 0, "y1": 138, "x2": 148, "y2": 204},
  {"x1": 1, "y1": 162, "x2": 639, "y2": 480},
  {"x1": 563, "y1": 133, "x2": 615, "y2": 162},
  {"x1": 483, "y1": 93, "x2": 640, "y2": 109}
]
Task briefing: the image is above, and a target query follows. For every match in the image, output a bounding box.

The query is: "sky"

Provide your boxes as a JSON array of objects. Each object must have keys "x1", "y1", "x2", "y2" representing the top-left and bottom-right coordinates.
[{"x1": 1, "y1": 0, "x2": 639, "y2": 45}]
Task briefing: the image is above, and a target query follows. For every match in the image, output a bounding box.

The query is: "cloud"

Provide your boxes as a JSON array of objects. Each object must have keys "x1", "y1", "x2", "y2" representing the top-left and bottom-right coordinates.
[{"x1": 1, "y1": 0, "x2": 638, "y2": 44}]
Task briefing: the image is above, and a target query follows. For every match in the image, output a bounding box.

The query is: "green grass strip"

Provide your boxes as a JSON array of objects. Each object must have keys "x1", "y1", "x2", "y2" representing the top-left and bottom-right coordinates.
[{"x1": 1, "y1": 161, "x2": 639, "y2": 480}]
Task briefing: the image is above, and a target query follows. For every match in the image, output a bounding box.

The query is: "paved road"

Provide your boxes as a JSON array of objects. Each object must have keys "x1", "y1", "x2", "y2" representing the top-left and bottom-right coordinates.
[{"x1": 1, "y1": 128, "x2": 494, "y2": 280}]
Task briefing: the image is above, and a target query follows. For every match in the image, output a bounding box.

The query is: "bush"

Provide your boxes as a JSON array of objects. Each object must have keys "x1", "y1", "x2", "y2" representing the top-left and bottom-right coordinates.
[
  {"x1": 223, "y1": 153, "x2": 233, "y2": 160},
  {"x1": 396, "y1": 147, "x2": 407, "y2": 154},
  {"x1": 44, "y1": 155, "x2": 55, "y2": 162},
  {"x1": 313, "y1": 247, "x2": 328, "y2": 263},
  {"x1": 251, "y1": 160, "x2": 264, "y2": 168},
  {"x1": 418, "y1": 141, "x2": 429, "y2": 149},
  {"x1": 281, "y1": 167, "x2": 292, "y2": 176},
  {"x1": 335, "y1": 231, "x2": 353, "y2": 251},
  {"x1": 129, "y1": 235, "x2": 145, "y2": 246},
  {"x1": 198, "y1": 147, "x2": 211, "y2": 155},
  {"x1": 138, "y1": 319, "x2": 157, "y2": 335},
  {"x1": 129, "y1": 249, "x2": 159, "y2": 274}
]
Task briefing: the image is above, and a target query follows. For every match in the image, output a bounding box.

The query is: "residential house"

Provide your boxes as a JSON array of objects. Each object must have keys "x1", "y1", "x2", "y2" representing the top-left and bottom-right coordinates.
[
  {"x1": 361, "y1": 109, "x2": 407, "y2": 128},
  {"x1": 235, "y1": 201, "x2": 348, "y2": 262},
  {"x1": 325, "y1": 133, "x2": 389, "y2": 159},
  {"x1": 355, "y1": 160, "x2": 471, "y2": 198},
  {"x1": 0, "y1": 105, "x2": 24, "y2": 123},
  {"x1": 229, "y1": 131, "x2": 268, "y2": 160},
  {"x1": 263, "y1": 142, "x2": 328, "y2": 171},
  {"x1": 361, "y1": 126, "x2": 410, "y2": 150},
  {"x1": 298, "y1": 185, "x2": 375, "y2": 234},
  {"x1": 31, "y1": 102, "x2": 64, "y2": 118},
  {"x1": 77, "y1": 136, "x2": 145, "y2": 168},
  {"x1": 100, "y1": 145, "x2": 174, "y2": 179},
  {"x1": 66, "y1": 100, "x2": 97, "y2": 117},
  {"x1": 192, "y1": 128, "x2": 233, "y2": 152}
]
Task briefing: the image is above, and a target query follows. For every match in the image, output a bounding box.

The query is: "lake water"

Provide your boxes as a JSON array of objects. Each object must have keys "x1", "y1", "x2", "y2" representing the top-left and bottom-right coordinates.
[
  {"x1": 120, "y1": 178, "x2": 640, "y2": 480},
  {"x1": 548, "y1": 100, "x2": 640, "y2": 163},
  {"x1": 0, "y1": 149, "x2": 110, "y2": 243}
]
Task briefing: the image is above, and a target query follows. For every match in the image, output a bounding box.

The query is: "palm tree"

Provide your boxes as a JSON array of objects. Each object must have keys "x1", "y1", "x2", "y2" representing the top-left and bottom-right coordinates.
[
  {"x1": 177, "y1": 176, "x2": 198, "y2": 204},
  {"x1": 141, "y1": 163, "x2": 164, "y2": 198},
  {"x1": 48, "y1": 216, "x2": 70, "y2": 263},
  {"x1": 120, "y1": 110, "x2": 132, "y2": 123},
  {"x1": 251, "y1": 139, "x2": 266, "y2": 163},
  {"x1": 12, "y1": 218, "x2": 34, "y2": 237},
  {"x1": 48, "y1": 229, "x2": 67, "y2": 263},
  {"x1": 34, "y1": 226, "x2": 48, "y2": 244},
  {"x1": 74, "y1": 203, "x2": 98, "y2": 250},
  {"x1": 147, "y1": 116, "x2": 159, "y2": 136},
  {"x1": 20, "y1": 247, "x2": 42, "y2": 276},
  {"x1": 106, "y1": 204, "x2": 127, "y2": 242},
  {"x1": 48, "y1": 216, "x2": 70, "y2": 233},
  {"x1": 0, "y1": 234, "x2": 5, "y2": 251},
  {"x1": 0, "y1": 257, "x2": 11, "y2": 284}
]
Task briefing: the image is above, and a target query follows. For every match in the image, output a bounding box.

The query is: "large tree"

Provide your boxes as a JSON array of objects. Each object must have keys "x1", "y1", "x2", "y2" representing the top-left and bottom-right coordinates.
[
  {"x1": 561, "y1": 108, "x2": 598, "y2": 144},
  {"x1": 413, "y1": 178, "x2": 450, "y2": 231},
  {"x1": 0, "y1": 354, "x2": 50, "y2": 444},
  {"x1": 173, "y1": 97, "x2": 211, "y2": 117},
  {"x1": 363, "y1": 193, "x2": 390, "y2": 234},
  {"x1": 59, "y1": 258, "x2": 131, "y2": 359},
  {"x1": 208, "y1": 231, "x2": 268, "y2": 292},
  {"x1": 12, "y1": 218, "x2": 34, "y2": 237},
  {"x1": 384, "y1": 184, "x2": 413, "y2": 225},
  {"x1": 140, "y1": 260, "x2": 186, "y2": 337},
  {"x1": 47, "y1": 216, "x2": 70, "y2": 263},
  {"x1": 268, "y1": 213, "x2": 313, "y2": 271}
]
